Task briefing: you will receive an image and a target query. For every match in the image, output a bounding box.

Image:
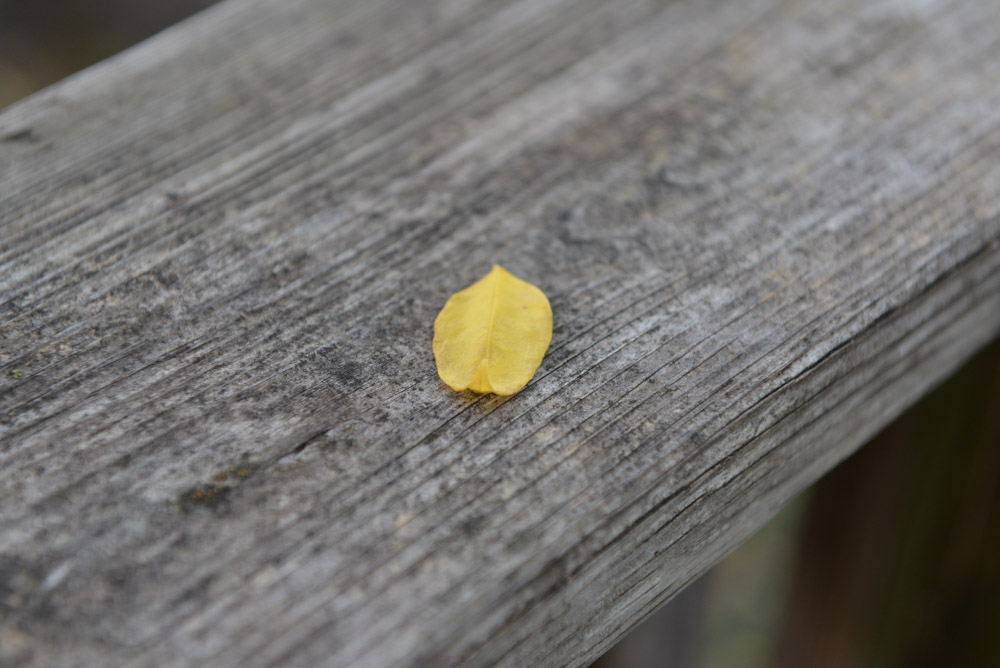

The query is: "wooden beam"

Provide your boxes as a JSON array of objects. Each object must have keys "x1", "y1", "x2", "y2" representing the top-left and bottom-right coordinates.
[{"x1": 2, "y1": 0, "x2": 999, "y2": 665}]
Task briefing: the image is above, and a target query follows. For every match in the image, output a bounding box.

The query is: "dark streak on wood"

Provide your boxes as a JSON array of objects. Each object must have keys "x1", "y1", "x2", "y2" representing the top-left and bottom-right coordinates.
[
  {"x1": 0, "y1": 129, "x2": 41, "y2": 144},
  {"x1": 1, "y1": 0, "x2": 1000, "y2": 665}
]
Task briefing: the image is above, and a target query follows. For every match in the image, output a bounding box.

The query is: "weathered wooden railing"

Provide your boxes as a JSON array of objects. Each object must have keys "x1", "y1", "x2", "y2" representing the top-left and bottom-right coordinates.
[{"x1": 2, "y1": 0, "x2": 999, "y2": 665}]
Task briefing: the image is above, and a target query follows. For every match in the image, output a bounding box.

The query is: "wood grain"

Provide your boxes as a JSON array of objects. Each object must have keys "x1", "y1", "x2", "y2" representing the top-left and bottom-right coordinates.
[{"x1": 2, "y1": 0, "x2": 999, "y2": 665}]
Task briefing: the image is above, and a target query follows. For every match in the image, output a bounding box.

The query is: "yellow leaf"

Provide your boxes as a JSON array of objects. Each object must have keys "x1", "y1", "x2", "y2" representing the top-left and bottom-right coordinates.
[{"x1": 433, "y1": 265, "x2": 552, "y2": 396}]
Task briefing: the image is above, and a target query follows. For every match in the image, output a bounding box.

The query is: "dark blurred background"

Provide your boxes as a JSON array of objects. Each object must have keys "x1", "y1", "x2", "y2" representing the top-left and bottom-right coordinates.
[
  {"x1": 0, "y1": 0, "x2": 219, "y2": 109},
  {"x1": 3, "y1": 3, "x2": 998, "y2": 666}
]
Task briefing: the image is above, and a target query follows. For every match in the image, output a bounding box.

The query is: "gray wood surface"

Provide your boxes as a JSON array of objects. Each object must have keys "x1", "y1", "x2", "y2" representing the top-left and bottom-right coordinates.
[{"x1": 2, "y1": 0, "x2": 999, "y2": 665}]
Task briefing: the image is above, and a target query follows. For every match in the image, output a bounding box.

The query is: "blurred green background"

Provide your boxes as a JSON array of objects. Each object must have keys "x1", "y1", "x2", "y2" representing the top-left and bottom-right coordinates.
[{"x1": 3, "y1": 3, "x2": 998, "y2": 666}]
